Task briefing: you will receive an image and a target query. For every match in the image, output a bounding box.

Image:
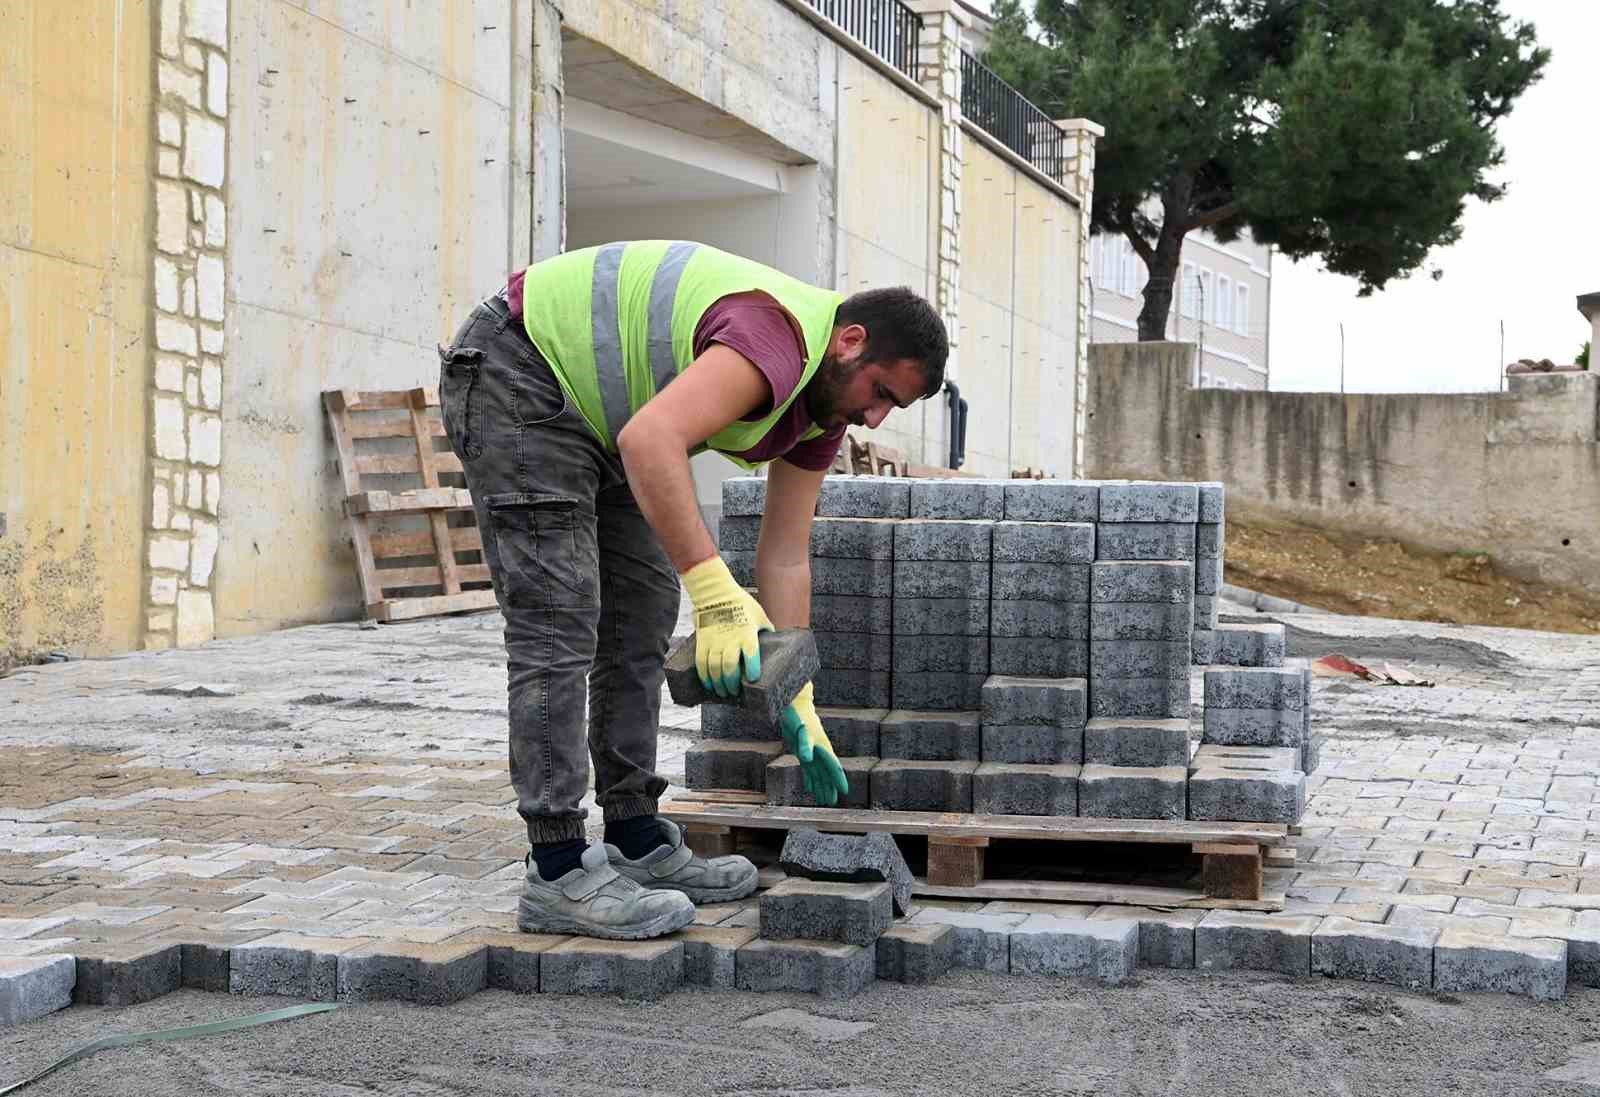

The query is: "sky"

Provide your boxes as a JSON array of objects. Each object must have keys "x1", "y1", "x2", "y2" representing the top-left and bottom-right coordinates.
[{"x1": 1268, "y1": 0, "x2": 1599, "y2": 393}]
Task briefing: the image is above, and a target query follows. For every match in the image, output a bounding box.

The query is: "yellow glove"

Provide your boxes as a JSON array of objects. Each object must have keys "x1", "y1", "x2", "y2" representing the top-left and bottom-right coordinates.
[
  {"x1": 681, "y1": 556, "x2": 773, "y2": 697},
  {"x1": 780, "y1": 683, "x2": 849, "y2": 806}
]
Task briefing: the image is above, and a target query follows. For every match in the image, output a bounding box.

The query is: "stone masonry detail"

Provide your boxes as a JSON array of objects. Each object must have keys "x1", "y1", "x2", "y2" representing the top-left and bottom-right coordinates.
[
  {"x1": 145, "y1": 0, "x2": 229, "y2": 651},
  {"x1": 1056, "y1": 118, "x2": 1102, "y2": 478},
  {"x1": 909, "y1": 0, "x2": 967, "y2": 392}
]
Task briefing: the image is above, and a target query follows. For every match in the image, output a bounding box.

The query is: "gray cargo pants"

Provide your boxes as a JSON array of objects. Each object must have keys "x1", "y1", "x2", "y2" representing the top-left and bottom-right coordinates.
[{"x1": 437, "y1": 293, "x2": 679, "y2": 846}]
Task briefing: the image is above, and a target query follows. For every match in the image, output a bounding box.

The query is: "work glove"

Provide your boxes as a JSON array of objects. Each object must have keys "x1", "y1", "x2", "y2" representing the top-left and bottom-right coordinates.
[
  {"x1": 681, "y1": 556, "x2": 773, "y2": 697},
  {"x1": 779, "y1": 682, "x2": 849, "y2": 807}
]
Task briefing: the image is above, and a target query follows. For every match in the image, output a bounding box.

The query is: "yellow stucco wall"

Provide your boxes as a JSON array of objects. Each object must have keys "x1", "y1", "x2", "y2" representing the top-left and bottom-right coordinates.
[
  {"x1": 1, "y1": 1, "x2": 153, "y2": 662},
  {"x1": 958, "y1": 135, "x2": 1079, "y2": 477}
]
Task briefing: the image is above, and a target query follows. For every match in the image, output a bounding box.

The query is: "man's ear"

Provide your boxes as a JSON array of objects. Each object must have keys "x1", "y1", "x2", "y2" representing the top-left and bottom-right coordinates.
[{"x1": 835, "y1": 322, "x2": 869, "y2": 358}]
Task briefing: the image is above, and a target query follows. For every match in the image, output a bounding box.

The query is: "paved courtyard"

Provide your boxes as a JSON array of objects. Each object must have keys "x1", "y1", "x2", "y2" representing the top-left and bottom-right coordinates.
[{"x1": 3, "y1": 593, "x2": 1600, "y2": 1005}]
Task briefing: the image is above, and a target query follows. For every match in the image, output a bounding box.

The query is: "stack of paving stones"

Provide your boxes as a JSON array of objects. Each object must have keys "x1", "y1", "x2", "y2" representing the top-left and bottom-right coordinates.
[
  {"x1": 990, "y1": 519, "x2": 1093, "y2": 679},
  {"x1": 976, "y1": 676, "x2": 1086, "y2": 815},
  {"x1": 891, "y1": 515, "x2": 993, "y2": 710}
]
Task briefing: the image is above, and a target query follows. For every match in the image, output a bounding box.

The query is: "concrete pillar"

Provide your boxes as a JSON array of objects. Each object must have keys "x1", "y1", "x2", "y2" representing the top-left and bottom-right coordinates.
[
  {"x1": 530, "y1": 0, "x2": 566, "y2": 262},
  {"x1": 1056, "y1": 118, "x2": 1104, "y2": 478},
  {"x1": 143, "y1": 0, "x2": 231, "y2": 650}
]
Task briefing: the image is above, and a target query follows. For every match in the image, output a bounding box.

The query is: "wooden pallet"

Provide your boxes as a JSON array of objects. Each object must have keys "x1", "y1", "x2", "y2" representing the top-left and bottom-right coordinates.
[
  {"x1": 322, "y1": 388, "x2": 497, "y2": 622},
  {"x1": 662, "y1": 797, "x2": 1289, "y2": 911}
]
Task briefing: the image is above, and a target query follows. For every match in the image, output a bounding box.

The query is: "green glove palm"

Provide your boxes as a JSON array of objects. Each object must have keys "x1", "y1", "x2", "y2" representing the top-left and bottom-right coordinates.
[{"x1": 779, "y1": 682, "x2": 848, "y2": 806}]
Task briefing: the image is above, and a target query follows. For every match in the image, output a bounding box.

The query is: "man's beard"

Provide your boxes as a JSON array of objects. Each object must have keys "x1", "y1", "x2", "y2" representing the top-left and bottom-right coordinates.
[{"x1": 804, "y1": 352, "x2": 863, "y2": 429}]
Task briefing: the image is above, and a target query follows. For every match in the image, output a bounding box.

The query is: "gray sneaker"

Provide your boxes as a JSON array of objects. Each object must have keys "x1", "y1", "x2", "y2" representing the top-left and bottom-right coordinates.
[
  {"x1": 605, "y1": 821, "x2": 759, "y2": 904},
  {"x1": 517, "y1": 844, "x2": 694, "y2": 940}
]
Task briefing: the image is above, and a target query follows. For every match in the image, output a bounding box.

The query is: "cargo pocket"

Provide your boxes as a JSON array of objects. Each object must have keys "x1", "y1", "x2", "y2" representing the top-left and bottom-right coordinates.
[
  {"x1": 484, "y1": 492, "x2": 596, "y2": 611},
  {"x1": 438, "y1": 344, "x2": 485, "y2": 459}
]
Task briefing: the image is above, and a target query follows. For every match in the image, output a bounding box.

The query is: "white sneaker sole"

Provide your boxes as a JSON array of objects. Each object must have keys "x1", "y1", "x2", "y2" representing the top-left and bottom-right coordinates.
[{"x1": 515, "y1": 897, "x2": 695, "y2": 941}]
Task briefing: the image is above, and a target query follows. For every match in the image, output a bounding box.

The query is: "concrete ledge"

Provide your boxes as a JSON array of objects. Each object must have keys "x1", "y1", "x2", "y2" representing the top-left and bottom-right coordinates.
[
  {"x1": 1433, "y1": 929, "x2": 1566, "y2": 1001},
  {"x1": 1311, "y1": 917, "x2": 1435, "y2": 991},
  {"x1": 73, "y1": 941, "x2": 181, "y2": 1007},
  {"x1": 0, "y1": 955, "x2": 75, "y2": 1026}
]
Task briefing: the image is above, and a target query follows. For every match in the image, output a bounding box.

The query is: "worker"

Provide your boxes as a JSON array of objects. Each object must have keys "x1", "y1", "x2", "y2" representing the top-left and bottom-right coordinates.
[{"x1": 437, "y1": 241, "x2": 949, "y2": 940}]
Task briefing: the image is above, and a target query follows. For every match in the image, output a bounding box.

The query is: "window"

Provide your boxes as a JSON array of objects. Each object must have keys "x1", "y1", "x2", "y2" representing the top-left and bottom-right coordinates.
[
  {"x1": 1217, "y1": 276, "x2": 1233, "y2": 331},
  {"x1": 1120, "y1": 244, "x2": 1138, "y2": 297},
  {"x1": 1181, "y1": 262, "x2": 1198, "y2": 318},
  {"x1": 1236, "y1": 284, "x2": 1251, "y2": 335},
  {"x1": 1199, "y1": 269, "x2": 1214, "y2": 324}
]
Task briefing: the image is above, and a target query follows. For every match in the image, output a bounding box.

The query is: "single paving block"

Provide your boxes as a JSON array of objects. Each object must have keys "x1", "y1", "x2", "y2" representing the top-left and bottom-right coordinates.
[
  {"x1": 890, "y1": 634, "x2": 990, "y2": 675},
  {"x1": 811, "y1": 557, "x2": 896, "y2": 597},
  {"x1": 701, "y1": 705, "x2": 780, "y2": 741},
  {"x1": 811, "y1": 595, "x2": 893, "y2": 635},
  {"x1": 1090, "y1": 906, "x2": 1203, "y2": 969},
  {"x1": 1187, "y1": 767, "x2": 1305, "y2": 824},
  {"x1": 721, "y1": 476, "x2": 767, "y2": 517},
  {"x1": 892, "y1": 672, "x2": 987, "y2": 712},
  {"x1": 539, "y1": 938, "x2": 684, "y2": 1001},
  {"x1": 452, "y1": 930, "x2": 567, "y2": 994},
  {"x1": 990, "y1": 600, "x2": 1090, "y2": 639},
  {"x1": 1190, "y1": 744, "x2": 1299, "y2": 771},
  {"x1": 816, "y1": 706, "x2": 887, "y2": 757},
  {"x1": 1197, "y1": 482, "x2": 1225, "y2": 524},
  {"x1": 870, "y1": 760, "x2": 978, "y2": 812},
  {"x1": 765, "y1": 755, "x2": 875, "y2": 809},
  {"x1": 973, "y1": 762, "x2": 1080, "y2": 816},
  {"x1": 893, "y1": 518, "x2": 995, "y2": 564},
  {"x1": 1195, "y1": 520, "x2": 1224, "y2": 559},
  {"x1": 717, "y1": 515, "x2": 761, "y2": 552},
  {"x1": 1212, "y1": 623, "x2": 1286, "y2": 667},
  {"x1": 1203, "y1": 667, "x2": 1307, "y2": 712},
  {"x1": 1432, "y1": 928, "x2": 1566, "y2": 1000},
  {"x1": 810, "y1": 516, "x2": 897, "y2": 559},
  {"x1": 1195, "y1": 911, "x2": 1318, "y2": 976},
  {"x1": 1088, "y1": 677, "x2": 1190, "y2": 720},
  {"x1": 677, "y1": 925, "x2": 759, "y2": 988},
  {"x1": 1098, "y1": 482, "x2": 1200, "y2": 523},
  {"x1": 992, "y1": 521, "x2": 1096, "y2": 564},
  {"x1": 816, "y1": 475, "x2": 911, "y2": 519},
  {"x1": 337, "y1": 940, "x2": 487, "y2": 1005},
  {"x1": 1302, "y1": 729, "x2": 1325, "y2": 775},
  {"x1": 1090, "y1": 561, "x2": 1194, "y2": 605},
  {"x1": 1083, "y1": 717, "x2": 1190, "y2": 768},
  {"x1": 879, "y1": 710, "x2": 982, "y2": 761},
  {"x1": 172, "y1": 930, "x2": 266, "y2": 993},
  {"x1": 1191, "y1": 629, "x2": 1216, "y2": 666},
  {"x1": 230, "y1": 934, "x2": 369, "y2": 1002},
  {"x1": 1003, "y1": 480, "x2": 1099, "y2": 522},
  {"x1": 991, "y1": 561, "x2": 1091, "y2": 602},
  {"x1": 1077, "y1": 764, "x2": 1187, "y2": 820},
  {"x1": 1095, "y1": 522, "x2": 1197, "y2": 562},
  {"x1": 72, "y1": 941, "x2": 181, "y2": 1007},
  {"x1": 1201, "y1": 707, "x2": 1303, "y2": 748},
  {"x1": 981, "y1": 675, "x2": 1088, "y2": 728},
  {"x1": 1193, "y1": 595, "x2": 1219, "y2": 629},
  {"x1": 761, "y1": 879, "x2": 893, "y2": 947},
  {"x1": 906, "y1": 908, "x2": 1023, "y2": 972},
  {"x1": 735, "y1": 938, "x2": 876, "y2": 999},
  {"x1": 1193, "y1": 555, "x2": 1223, "y2": 596},
  {"x1": 1090, "y1": 639, "x2": 1193, "y2": 679},
  {"x1": 1009, "y1": 915, "x2": 1139, "y2": 984},
  {"x1": 909, "y1": 478, "x2": 1007, "y2": 520},
  {"x1": 685, "y1": 740, "x2": 785, "y2": 792},
  {"x1": 665, "y1": 629, "x2": 820, "y2": 722},
  {"x1": 1311, "y1": 917, "x2": 1436, "y2": 991},
  {"x1": 989, "y1": 638, "x2": 1090, "y2": 678},
  {"x1": 1090, "y1": 602, "x2": 1193, "y2": 641},
  {"x1": 814, "y1": 629, "x2": 894, "y2": 672},
  {"x1": 812, "y1": 668, "x2": 892, "y2": 709},
  {"x1": 0, "y1": 955, "x2": 74, "y2": 1026},
  {"x1": 893, "y1": 560, "x2": 992, "y2": 599},
  {"x1": 778, "y1": 827, "x2": 915, "y2": 916},
  {"x1": 981, "y1": 722, "x2": 1084, "y2": 765},
  {"x1": 894, "y1": 596, "x2": 990, "y2": 637},
  {"x1": 877, "y1": 923, "x2": 956, "y2": 984}
]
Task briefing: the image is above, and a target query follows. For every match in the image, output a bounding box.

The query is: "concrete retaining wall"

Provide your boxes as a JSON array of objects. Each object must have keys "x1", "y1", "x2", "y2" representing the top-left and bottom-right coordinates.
[{"x1": 1085, "y1": 342, "x2": 1600, "y2": 593}]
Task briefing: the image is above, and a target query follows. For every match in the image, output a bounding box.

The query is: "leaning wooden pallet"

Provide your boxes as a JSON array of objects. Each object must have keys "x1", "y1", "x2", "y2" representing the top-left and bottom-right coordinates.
[
  {"x1": 660, "y1": 797, "x2": 1289, "y2": 911},
  {"x1": 322, "y1": 387, "x2": 496, "y2": 622}
]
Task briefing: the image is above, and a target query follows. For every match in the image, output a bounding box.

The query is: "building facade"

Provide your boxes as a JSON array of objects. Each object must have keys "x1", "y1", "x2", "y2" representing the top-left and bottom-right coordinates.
[
  {"x1": 3, "y1": 0, "x2": 1099, "y2": 659},
  {"x1": 1089, "y1": 229, "x2": 1273, "y2": 390}
]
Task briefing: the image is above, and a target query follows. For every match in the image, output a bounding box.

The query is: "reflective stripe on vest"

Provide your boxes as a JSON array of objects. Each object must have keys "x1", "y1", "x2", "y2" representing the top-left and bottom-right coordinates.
[{"x1": 590, "y1": 241, "x2": 701, "y2": 444}]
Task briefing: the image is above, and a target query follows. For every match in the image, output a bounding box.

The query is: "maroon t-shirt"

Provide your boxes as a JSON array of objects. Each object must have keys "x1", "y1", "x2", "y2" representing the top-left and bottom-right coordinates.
[{"x1": 506, "y1": 271, "x2": 842, "y2": 470}]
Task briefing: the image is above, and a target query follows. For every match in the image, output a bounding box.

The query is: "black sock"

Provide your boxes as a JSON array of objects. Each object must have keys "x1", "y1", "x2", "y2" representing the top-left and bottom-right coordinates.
[
  {"x1": 605, "y1": 815, "x2": 670, "y2": 859},
  {"x1": 530, "y1": 839, "x2": 586, "y2": 880}
]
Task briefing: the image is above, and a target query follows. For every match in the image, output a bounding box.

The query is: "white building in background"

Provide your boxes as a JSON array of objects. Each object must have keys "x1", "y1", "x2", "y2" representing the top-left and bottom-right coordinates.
[{"x1": 1089, "y1": 230, "x2": 1273, "y2": 389}]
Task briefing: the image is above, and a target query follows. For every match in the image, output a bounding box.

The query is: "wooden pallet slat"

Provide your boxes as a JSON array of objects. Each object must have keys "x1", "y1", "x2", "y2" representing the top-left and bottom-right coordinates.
[{"x1": 369, "y1": 526, "x2": 484, "y2": 560}]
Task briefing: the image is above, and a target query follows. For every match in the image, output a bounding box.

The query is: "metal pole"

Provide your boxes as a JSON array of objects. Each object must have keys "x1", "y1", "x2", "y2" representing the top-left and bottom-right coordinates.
[
  {"x1": 1499, "y1": 319, "x2": 1506, "y2": 392},
  {"x1": 1339, "y1": 322, "x2": 1346, "y2": 394}
]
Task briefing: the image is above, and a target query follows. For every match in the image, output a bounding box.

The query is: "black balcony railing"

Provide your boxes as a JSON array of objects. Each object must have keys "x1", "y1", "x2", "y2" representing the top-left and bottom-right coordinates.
[
  {"x1": 960, "y1": 50, "x2": 1066, "y2": 181},
  {"x1": 806, "y1": 0, "x2": 922, "y2": 81}
]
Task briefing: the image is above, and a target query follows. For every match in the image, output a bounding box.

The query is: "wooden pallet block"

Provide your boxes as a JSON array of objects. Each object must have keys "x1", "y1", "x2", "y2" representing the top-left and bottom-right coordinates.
[
  {"x1": 323, "y1": 388, "x2": 496, "y2": 622},
  {"x1": 664, "y1": 799, "x2": 1288, "y2": 911}
]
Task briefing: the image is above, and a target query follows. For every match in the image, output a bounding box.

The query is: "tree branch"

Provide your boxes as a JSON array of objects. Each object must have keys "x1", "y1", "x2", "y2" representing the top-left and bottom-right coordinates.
[{"x1": 1184, "y1": 200, "x2": 1241, "y2": 232}]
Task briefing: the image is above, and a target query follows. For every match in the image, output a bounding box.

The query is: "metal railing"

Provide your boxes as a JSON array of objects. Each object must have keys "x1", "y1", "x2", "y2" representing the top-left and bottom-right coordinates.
[
  {"x1": 806, "y1": 0, "x2": 922, "y2": 81},
  {"x1": 959, "y1": 50, "x2": 1066, "y2": 181}
]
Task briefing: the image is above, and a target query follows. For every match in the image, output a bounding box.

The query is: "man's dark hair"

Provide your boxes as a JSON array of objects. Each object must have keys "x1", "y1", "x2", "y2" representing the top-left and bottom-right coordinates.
[{"x1": 836, "y1": 287, "x2": 948, "y2": 398}]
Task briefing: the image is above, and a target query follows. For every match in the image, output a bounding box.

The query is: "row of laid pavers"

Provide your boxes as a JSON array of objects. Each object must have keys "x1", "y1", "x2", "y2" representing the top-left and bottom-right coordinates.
[{"x1": 0, "y1": 897, "x2": 1581, "y2": 1026}]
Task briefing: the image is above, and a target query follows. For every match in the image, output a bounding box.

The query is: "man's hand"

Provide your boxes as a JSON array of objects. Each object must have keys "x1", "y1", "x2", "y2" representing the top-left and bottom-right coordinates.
[
  {"x1": 682, "y1": 556, "x2": 773, "y2": 696},
  {"x1": 779, "y1": 682, "x2": 848, "y2": 806}
]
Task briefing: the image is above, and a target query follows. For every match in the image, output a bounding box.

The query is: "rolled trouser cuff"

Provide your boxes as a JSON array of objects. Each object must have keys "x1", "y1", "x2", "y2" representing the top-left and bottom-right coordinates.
[
  {"x1": 525, "y1": 815, "x2": 588, "y2": 845},
  {"x1": 602, "y1": 796, "x2": 661, "y2": 824}
]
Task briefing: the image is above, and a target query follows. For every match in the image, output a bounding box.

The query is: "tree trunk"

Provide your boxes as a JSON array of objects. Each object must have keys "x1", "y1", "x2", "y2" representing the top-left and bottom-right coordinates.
[{"x1": 1136, "y1": 227, "x2": 1186, "y2": 341}]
